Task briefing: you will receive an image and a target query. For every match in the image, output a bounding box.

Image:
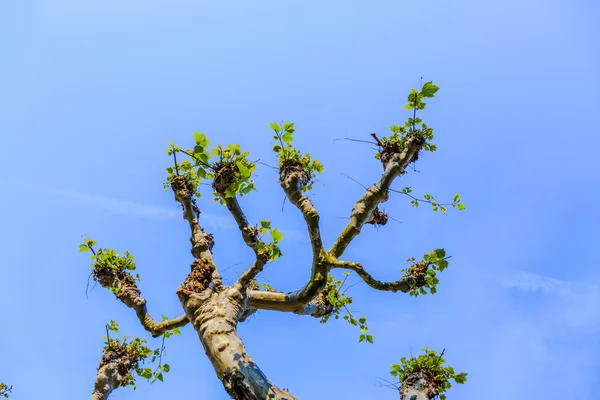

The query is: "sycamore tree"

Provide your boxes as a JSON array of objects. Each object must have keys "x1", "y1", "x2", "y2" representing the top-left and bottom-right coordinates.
[{"x1": 80, "y1": 81, "x2": 467, "y2": 400}]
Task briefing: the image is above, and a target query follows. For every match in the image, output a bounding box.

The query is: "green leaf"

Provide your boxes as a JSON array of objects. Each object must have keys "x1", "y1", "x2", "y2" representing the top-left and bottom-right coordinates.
[
  {"x1": 163, "y1": 364, "x2": 170, "y2": 372},
  {"x1": 282, "y1": 132, "x2": 293, "y2": 144},
  {"x1": 140, "y1": 368, "x2": 153, "y2": 379},
  {"x1": 211, "y1": 148, "x2": 220, "y2": 156},
  {"x1": 453, "y1": 193, "x2": 461, "y2": 203},
  {"x1": 193, "y1": 132, "x2": 209, "y2": 147},
  {"x1": 79, "y1": 244, "x2": 90, "y2": 252},
  {"x1": 270, "y1": 227, "x2": 284, "y2": 243},
  {"x1": 237, "y1": 162, "x2": 249, "y2": 178},
  {"x1": 260, "y1": 220, "x2": 271, "y2": 230},
  {"x1": 404, "y1": 103, "x2": 414, "y2": 110},
  {"x1": 366, "y1": 334, "x2": 374, "y2": 343},
  {"x1": 269, "y1": 122, "x2": 281, "y2": 133},
  {"x1": 420, "y1": 81, "x2": 439, "y2": 98},
  {"x1": 435, "y1": 248, "x2": 446, "y2": 259},
  {"x1": 458, "y1": 203, "x2": 466, "y2": 211},
  {"x1": 359, "y1": 334, "x2": 366, "y2": 342},
  {"x1": 155, "y1": 372, "x2": 164, "y2": 382},
  {"x1": 272, "y1": 144, "x2": 282, "y2": 153},
  {"x1": 455, "y1": 372, "x2": 468, "y2": 384}
]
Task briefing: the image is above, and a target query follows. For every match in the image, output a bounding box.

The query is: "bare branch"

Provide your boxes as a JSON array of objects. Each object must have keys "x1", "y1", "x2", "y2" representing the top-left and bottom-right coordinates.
[
  {"x1": 223, "y1": 197, "x2": 270, "y2": 288},
  {"x1": 332, "y1": 260, "x2": 415, "y2": 293},
  {"x1": 280, "y1": 171, "x2": 323, "y2": 256},
  {"x1": 94, "y1": 269, "x2": 189, "y2": 337},
  {"x1": 276, "y1": 170, "x2": 330, "y2": 304},
  {"x1": 330, "y1": 135, "x2": 423, "y2": 258}
]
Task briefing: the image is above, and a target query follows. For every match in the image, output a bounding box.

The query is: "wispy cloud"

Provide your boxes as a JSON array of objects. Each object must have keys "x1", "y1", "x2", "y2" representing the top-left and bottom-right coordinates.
[
  {"x1": 47, "y1": 187, "x2": 235, "y2": 231},
  {"x1": 504, "y1": 271, "x2": 600, "y2": 331},
  {"x1": 503, "y1": 271, "x2": 571, "y2": 295}
]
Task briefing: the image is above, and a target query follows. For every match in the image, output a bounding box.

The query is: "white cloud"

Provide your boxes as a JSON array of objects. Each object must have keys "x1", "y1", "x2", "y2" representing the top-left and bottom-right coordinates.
[
  {"x1": 47, "y1": 187, "x2": 235, "y2": 231},
  {"x1": 504, "y1": 271, "x2": 600, "y2": 331},
  {"x1": 503, "y1": 271, "x2": 571, "y2": 295}
]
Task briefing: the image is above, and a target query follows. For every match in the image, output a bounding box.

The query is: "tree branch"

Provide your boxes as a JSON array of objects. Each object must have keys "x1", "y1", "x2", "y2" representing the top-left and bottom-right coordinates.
[
  {"x1": 223, "y1": 197, "x2": 269, "y2": 288},
  {"x1": 94, "y1": 268, "x2": 189, "y2": 337},
  {"x1": 280, "y1": 172, "x2": 323, "y2": 256},
  {"x1": 170, "y1": 175, "x2": 223, "y2": 290},
  {"x1": 329, "y1": 135, "x2": 423, "y2": 258},
  {"x1": 245, "y1": 289, "x2": 333, "y2": 318},
  {"x1": 90, "y1": 362, "x2": 118, "y2": 400},
  {"x1": 331, "y1": 260, "x2": 415, "y2": 293},
  {"x1": 276, "y1": 170, "x2": 330, "y2": 304}
]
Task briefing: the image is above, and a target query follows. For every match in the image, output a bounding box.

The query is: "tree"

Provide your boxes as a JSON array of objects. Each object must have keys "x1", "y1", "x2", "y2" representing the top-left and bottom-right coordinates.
[{"x1": 80, "y1": 81, "x2": 467, "y2": 400}]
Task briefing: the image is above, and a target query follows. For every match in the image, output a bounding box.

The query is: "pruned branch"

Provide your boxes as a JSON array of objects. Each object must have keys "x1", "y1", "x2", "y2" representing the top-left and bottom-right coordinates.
[{"x1": 329, "y1": 134, "x2": 423, "y2": 258}]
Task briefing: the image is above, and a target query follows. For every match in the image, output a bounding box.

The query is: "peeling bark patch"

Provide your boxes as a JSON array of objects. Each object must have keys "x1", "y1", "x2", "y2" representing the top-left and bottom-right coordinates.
[{"x1": 181, "y1": 259, "x2": 215, "y2": 295}]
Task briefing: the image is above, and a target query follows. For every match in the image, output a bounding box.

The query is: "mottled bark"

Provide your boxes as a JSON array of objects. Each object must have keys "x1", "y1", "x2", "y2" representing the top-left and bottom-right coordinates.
[
  {"x1": 400, "y1": 372, "x2": 438, "y2": 400},
  {"x1": 90, "y1": 363, "x2": 118, "y2": 400},
  {"x1": 178, "y1": 286, "x2": 297, "y2": 400}
]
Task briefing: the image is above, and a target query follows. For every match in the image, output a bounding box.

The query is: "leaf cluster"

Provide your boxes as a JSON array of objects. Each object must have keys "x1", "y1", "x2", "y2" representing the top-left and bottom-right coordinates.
[
  {"x1": 255, "y1": 220, "x2": 284, "y2": 261},
  {"x1": 211, "y1": 143, "x2": 256, "y2": 203},
  {"x1": 80, "y1": 239, "x2": 140, "y2": 294},
  {"x1": 390, "y1": 348, "x2": 467, "y2": 400},
  {"x1": 375, "y1": 81, "x2": 440, "y2": 162},
  {"x1": 321, "y1": 273, "x2": 373, "y2": 344},
  {"x1": 401, "y1": 249, "x2": 449, "y2": 296},
  {"x1": 163, "y1": 132, "x2": 257, "y2": 203},
  {"x1": 103, "y1": 320, "x2": 179, "y2": 389},
  {"x1": 270, "y1": 122, "x2": 323, "y2": 191}
]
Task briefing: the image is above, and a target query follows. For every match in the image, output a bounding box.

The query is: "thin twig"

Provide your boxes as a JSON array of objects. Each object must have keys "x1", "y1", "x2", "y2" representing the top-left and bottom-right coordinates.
[
  {"x1": 340, "y1": 173, "x2": 367, "y2": 189},
  {"x1": 370, "y1": 133, "x2": 385, "y2": 147},
  {"x1": 333, "y1": 137, "x2": 378, "y2": 145},
  {"x1": 173, "y1": 151, "x2": 180, "y2": 175}
]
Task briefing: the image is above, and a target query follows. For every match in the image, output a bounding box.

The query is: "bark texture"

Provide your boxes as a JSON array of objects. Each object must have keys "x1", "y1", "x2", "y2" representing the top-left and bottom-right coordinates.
[
  {"x1": 400, "y1": 371, "x2": 438, "y2": 400},
  {"x1": 178, "y1": 286, "x2": 297, "y2": 400},
  {"x1": 90, "y1": 363, "x2": 118, "y2": 400}
]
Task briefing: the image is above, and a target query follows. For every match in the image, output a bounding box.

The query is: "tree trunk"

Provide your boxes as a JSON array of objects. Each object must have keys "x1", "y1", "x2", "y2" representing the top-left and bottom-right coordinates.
[
  {"x1": 178, "y1": 286, "x2": 297, "y2": 400},
  {"x1": 90, "y1": 363, "x2": 118, "y2": 400},
  {"x1": 400, "y1": 372, "x2": 437, "y2": 400}
]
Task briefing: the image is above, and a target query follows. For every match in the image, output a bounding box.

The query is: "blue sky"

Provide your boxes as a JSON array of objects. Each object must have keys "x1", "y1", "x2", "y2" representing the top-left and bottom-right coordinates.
[{"x1": 1, "y1": 0, "x2": 599, "y2": 399}]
